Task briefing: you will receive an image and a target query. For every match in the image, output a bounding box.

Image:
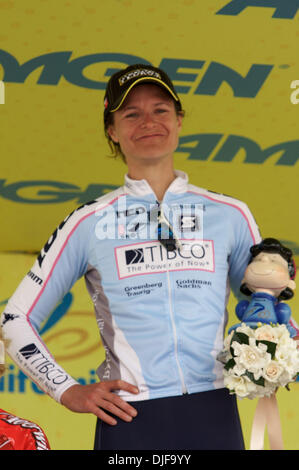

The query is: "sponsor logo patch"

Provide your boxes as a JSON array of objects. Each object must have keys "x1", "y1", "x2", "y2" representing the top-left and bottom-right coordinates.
[{"x1": 115, "y1": 239, "x2": 214, "y2": 279}]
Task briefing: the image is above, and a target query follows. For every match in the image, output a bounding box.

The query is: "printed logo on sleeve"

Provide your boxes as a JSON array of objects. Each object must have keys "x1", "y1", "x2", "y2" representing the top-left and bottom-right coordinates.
[
  {"x1": 1, "y1": 313, "x2": 20, "y2": 325},
  {"x1": 18, "y1": 344, "x2": 68, "y2": 385}
]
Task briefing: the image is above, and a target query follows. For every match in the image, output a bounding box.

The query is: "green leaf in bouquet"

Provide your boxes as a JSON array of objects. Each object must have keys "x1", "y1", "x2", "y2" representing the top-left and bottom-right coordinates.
[
  {"x1": 224, "y1": 358, "x2": 236, "y2": 371},
  {"x1": 233, "y1": 332, "x2": 249, "y2": 344},
  {"x1": 230, "y1": 331, "x2": 249, "y2": 356},
  {"x1": 244, "y1": 371, "x2": 265, "y2": 387},
  {"x1": 256, "y1": 340, "x2": 277, "y2": 359}
]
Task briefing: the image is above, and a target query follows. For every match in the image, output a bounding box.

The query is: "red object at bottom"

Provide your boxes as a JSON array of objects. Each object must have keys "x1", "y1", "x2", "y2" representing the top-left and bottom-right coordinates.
[{"x1": 0, "y1": 409, "x2": 50, "y2": 450}]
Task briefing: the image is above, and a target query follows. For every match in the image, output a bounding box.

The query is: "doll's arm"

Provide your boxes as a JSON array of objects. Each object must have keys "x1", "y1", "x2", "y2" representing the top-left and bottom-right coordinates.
[
  {"x1": 235, "y1": 300, "x2": 250, "y2": 321},
  {"x1": 275, "y1": 303, "x2": 299, "y2": 337},
  {"x1": 275, "y1": 302, "x2": 291, "y2": 325}
]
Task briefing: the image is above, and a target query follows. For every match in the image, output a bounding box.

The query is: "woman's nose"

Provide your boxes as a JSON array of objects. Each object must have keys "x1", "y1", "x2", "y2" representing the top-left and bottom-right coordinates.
[{"x1": 140, "y1": 113, "x2": 155, "y2": 127}]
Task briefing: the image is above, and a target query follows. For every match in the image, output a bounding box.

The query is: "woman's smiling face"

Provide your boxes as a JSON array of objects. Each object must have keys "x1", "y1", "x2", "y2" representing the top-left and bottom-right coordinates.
[{"x1": 107, "y1": 84, "x2": 183, "y2": 166}]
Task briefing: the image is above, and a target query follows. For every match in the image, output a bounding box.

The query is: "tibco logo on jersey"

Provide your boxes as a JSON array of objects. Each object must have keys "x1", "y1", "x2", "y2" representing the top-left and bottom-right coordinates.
[
  {"x1": 18, "y1": 344, "x2": 68, "y2": 386},
  {"x1": 115, "y1": 240, "x2": 215, "y2": 279}
]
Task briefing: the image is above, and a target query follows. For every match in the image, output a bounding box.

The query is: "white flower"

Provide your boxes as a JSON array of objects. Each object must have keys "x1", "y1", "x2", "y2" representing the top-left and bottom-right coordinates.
[
  {"x1": 223, "y1": 374, "x2": 256, "y2": 398},
  {"x1": 223, "y1": 331, "x2": 234, "y2": 351},
  {"x1": 263, "y1": 361, "x2": 283, "y2": 383},
  {"x1": 254, "y1": 325, "x2": 278, "y2": 343},
  {"x1": 236, "y1": 324, "x2": 255, "y2": 338},
  {"x1": 277, "y1": 370, "x2": 293, "y2": 387},
  {"x1": 231, "y1": 341, "x2": 271, "y2": 375},
  {"x1": 232, "y1": 361, "x2": 246, "y2": 377},
  {"x1": 276, "y1": 345, "x2": 299, "y2": 370},
  {"x1": 276, "y1": 324, "x2": 293, "y2": 346},
  {"x1": 220, "y1": 323, "x2": 299, "y2": 400},
  {"x1": 251, "y1": 337, "x2": 268, "y2": 353}
]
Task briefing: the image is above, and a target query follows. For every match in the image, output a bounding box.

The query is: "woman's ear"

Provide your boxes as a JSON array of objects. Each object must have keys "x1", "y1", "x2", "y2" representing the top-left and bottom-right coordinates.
[
  {"x1": 177, "y1": 112, "x2": 183, "y2": 132},
  {"x1": 107, "y1": 124, "x2": 119, "y2": 143}
]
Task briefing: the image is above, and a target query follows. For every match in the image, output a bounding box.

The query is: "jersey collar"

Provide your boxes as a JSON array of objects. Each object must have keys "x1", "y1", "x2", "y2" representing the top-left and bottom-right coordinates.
[{"x1": 124, "y1": 170, "x2": 189, "y2": 197}]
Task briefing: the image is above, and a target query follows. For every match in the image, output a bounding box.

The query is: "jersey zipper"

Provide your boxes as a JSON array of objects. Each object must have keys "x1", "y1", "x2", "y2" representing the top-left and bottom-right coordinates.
[{"x1": 156, "y1": 200, "x2": 187, "y2": 395}]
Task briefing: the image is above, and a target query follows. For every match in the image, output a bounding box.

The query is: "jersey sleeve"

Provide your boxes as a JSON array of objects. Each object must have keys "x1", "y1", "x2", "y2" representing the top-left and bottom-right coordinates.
[
  {"x1": 0, "y1": 204, "x2": 95, "y2": 403},
  {"x1": 228, "y1": 202, "x2": 261, "y2": 300}
]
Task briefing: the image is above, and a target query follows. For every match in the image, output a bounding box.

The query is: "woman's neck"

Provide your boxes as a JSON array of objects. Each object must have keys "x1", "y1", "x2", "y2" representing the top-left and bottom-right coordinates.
[{"x1": 127, "y1": 159, "x2": 176, "y2": 201}]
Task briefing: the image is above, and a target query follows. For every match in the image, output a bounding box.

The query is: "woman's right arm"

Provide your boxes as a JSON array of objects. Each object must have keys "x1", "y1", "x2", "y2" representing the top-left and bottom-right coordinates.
[{"x1": 1, "y1": 204, "x2": 138, "y2": 423}]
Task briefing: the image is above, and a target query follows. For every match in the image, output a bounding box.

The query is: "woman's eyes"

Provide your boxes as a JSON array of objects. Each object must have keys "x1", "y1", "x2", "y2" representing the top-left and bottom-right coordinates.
[
  {"x1": 124, "y1": 108, "x2": 169, "y2": 119},
  {"x1": 125, "y1": 112, "x2": 139, "y2": 119}
]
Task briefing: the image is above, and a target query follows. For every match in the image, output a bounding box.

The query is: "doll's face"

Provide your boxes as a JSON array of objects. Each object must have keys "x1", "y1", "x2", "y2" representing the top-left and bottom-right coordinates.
[{"x1": 243, "y1": 252, "x2": 296, "y2": 297}]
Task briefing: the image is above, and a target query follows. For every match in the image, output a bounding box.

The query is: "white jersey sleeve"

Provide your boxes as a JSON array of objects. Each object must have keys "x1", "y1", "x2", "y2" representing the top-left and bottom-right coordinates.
[{"x1": 0, "y1": 201, "x2": 97, "y2": 402}]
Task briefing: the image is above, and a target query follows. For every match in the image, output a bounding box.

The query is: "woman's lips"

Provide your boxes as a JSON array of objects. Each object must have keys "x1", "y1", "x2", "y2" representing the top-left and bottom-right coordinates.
[{"x1": 136, "y1": 134, "x2": 165, "y2": 141}]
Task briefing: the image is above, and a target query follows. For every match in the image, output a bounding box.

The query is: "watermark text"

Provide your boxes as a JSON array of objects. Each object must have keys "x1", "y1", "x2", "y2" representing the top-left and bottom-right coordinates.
[
  {"x1": 94, "y1": 201, "x2": 204, "y2": 242},
  {"x1": 290, "y1": 80, "x2": 299, "y2": 104}
]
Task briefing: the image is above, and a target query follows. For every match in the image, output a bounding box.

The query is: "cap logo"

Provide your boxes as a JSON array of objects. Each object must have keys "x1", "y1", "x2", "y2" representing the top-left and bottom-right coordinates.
[{"x1": 118, "y1": 69, "x2": 162, "y2": 86}]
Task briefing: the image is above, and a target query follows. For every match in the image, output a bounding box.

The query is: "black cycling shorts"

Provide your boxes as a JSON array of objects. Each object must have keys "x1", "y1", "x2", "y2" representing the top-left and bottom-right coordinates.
[{"x1": 94, "y1": 388, "x2": 245, "y2": 450}]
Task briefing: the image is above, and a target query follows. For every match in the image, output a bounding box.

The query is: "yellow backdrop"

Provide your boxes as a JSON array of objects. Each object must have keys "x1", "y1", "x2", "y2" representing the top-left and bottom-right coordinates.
[{"x1": 0, "y1": 0, "x2": 298, "y2": 450}]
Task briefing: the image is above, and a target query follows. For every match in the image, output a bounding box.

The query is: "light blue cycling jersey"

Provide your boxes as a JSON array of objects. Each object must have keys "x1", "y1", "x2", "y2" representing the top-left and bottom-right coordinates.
[{"x1": 1, "y1": 171, "x2": 261, "y2": 403}]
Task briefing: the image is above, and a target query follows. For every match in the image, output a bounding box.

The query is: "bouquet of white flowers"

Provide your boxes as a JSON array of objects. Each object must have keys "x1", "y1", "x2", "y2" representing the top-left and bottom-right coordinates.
[
  {"x1": 219, "y1": 323, "x2": 299, "y2": 399},
  {"x1": 221, "y1": 239, "x2": 299, "y2": 449}
]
